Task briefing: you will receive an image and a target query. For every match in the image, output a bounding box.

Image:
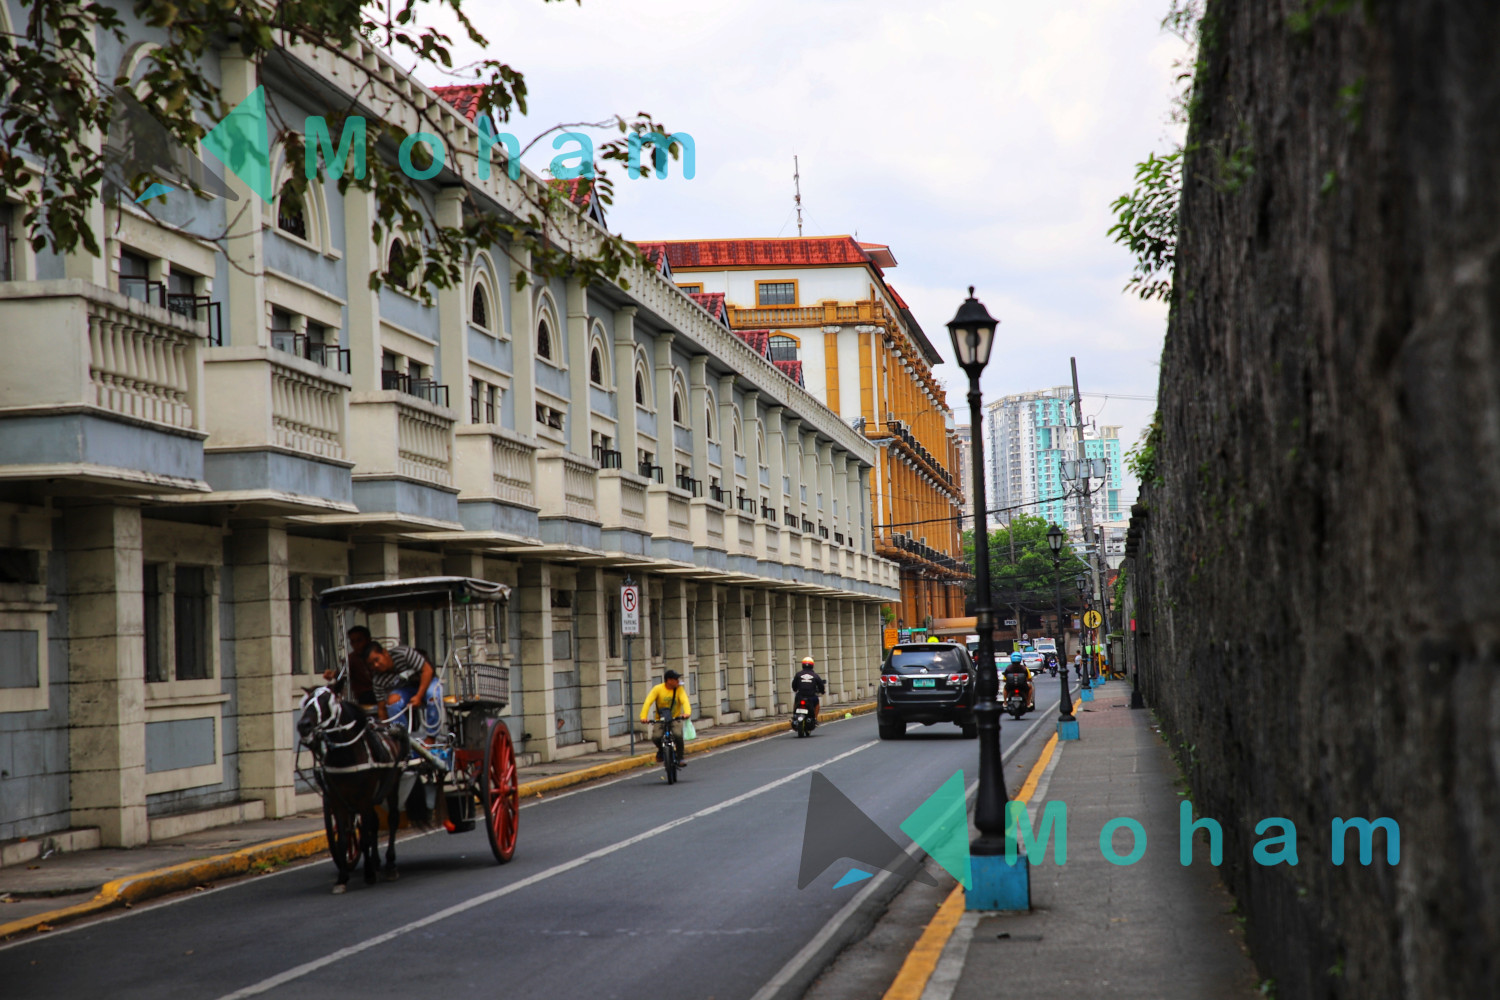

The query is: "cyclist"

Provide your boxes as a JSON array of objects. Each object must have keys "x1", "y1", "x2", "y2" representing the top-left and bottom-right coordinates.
[
  {"x1": 640, "y1": 669, "x2": 692, "y2": 768},
  {"x1": 791, "y1": 657, "x2": 827, "y2": 716}
]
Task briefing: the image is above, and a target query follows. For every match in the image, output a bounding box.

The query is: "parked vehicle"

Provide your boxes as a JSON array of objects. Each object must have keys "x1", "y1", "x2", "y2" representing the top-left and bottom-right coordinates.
[
  {"x1": 877, "y1": 642, "x2": 978, "y2": 740},
  {"x1": 792, "y1": 694, "x2": 818, "y2": 737}
]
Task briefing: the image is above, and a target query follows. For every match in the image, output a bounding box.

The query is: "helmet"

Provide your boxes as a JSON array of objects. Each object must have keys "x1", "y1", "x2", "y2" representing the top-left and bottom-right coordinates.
[
  {"x1": 1010, "y1": 652, "x2": 1024, "y2": 664},
  {"x1": 801, "y1": 657, "x2": 815, "y2": 667}
]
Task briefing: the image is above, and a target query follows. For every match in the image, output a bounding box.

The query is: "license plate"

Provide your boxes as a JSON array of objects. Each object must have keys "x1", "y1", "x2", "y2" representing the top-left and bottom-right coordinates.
[{"x1": 912, "y1": 678, "x2": 936, "y2": 688}]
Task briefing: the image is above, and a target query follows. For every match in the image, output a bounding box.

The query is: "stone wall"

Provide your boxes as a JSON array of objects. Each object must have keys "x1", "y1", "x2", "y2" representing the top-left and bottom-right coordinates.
[{"x1": 1126, "y1": 2, "x2": 1500, "y2": 996}]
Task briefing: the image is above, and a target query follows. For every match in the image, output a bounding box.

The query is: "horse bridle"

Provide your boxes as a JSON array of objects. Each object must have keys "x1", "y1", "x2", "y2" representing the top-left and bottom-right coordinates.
[{"x1": 301, "y1": 688, "x2": 365, "y2": 750}]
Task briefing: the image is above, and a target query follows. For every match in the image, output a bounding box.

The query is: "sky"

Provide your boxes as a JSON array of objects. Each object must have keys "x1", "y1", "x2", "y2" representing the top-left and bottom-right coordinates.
[{"x1": 421, "y1": 0, "x2": 1186, "y2": 500}]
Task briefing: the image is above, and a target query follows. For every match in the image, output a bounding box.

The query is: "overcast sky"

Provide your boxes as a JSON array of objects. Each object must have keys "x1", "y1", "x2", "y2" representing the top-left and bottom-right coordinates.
[{"x1": 426, "y1": 0, "x2": 1185, "y2": 499}]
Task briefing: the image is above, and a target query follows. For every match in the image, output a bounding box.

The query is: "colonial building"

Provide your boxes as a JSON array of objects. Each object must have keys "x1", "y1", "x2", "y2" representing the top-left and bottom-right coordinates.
[
  {"x1": 646, "y1": 238, "x2": 967, "y2": 631},
  {"x1": 0, "y1": 13, "x2": 897, "y2": 848}
]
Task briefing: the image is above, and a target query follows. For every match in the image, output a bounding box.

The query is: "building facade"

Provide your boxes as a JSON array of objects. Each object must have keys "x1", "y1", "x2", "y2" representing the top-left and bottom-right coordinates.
[
  {"x1": 985, "y1": 388, "x2": 1127, "y2": 534},
  {"x1": 648, "y1": 238, "x2": 968, "y2": 631},
  {"x1": 954, "y1": 423, "x2": 974, "y2": 527},
  {"x1": 0, "y1": 14, "x2": 897, "y2": 847}
]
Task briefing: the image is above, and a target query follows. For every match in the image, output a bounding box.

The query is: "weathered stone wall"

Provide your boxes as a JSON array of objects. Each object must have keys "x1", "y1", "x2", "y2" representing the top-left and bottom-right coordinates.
[{"x1": 1127, "y1": 2, "x2": 1500, "y2": 996}]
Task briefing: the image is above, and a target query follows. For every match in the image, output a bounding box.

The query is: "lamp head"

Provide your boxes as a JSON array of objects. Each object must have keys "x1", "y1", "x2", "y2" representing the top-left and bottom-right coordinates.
[
  {"x1": 1046, "y1": 523, "x2": 1063, "y2": 554},
  {"x1": 945, "y1": 286, "x2": 998, "y2": 377}
]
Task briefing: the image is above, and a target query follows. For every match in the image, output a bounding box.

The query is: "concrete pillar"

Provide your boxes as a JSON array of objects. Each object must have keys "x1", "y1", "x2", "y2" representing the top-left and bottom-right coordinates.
[
  {"x1": 750, "y1": 589, "x2": 773, "y2": 719},
  {"x1": 660, "y1": 577, "x2": 689, "y2": 702},
  {"x1": 724, "y1": 588, "x2": 751, "y2": 717},
  {"x1": 694, "y1": 584, "x2": 724, "y2": 719},
  {"x1": 689, "y1": 355, "x2": 710, "y2": 488},
  {"x1": 718, "y1": 374, "x2": 738, "y2": 500},
  {"x1": 574, "y1": 566, "x2": 611, "y2": 747},
  {"x1": 349, "y1": 539, "x2": 399, "y2": 641},
  {"x1": 566, "y1": 274, "x2": 591, "y2": 456},
  {"x1": 510, "y1": 248, "x2": 536, "y2": 433},
  {"x1": 218, "y1": 54, "x2": 267, "y2": 347},
  {"x1": 810, "y1": 597, "x2": 831, "y2": 700},
  {"x1": 767, "y1": 405, "x2": 785, "y2": 513},
  {"x1": 842, "y1": 600, "x2": 862, "y2": 700},
  {"x1": 654, "y1": 334, "x2": 677, "y2": 468},
  {"x1": 772, "y1": 591, "x2": 795, "y2": 714},
  {"x1": 517, "y1": 561, "x2": 557, "y2": 761},
  {"x1": 613, "y1": 307, "x2": 639, "y2": 467},
  {"x1": 436, "y1": 188, "x2": 469, "y2": 397},
  {"x1": 784, "y1": 417, "x2": 803, "y2": 521},
  {"x1": 230, "y1": 523, "x2": 297, "y2": 817},
  {"x1": 64, "y1": 504, "x2": 148, "y2": 847}
]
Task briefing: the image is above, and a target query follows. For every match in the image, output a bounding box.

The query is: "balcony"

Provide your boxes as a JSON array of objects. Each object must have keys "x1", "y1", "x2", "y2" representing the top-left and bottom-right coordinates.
[
  {"x1": 118, "y1": 276, "x2": 225, "y2": 346},
  {"x1": 597, "y1": 467, "x2": 649, "y2": 535},
  {"x1": 536, "y1": 450, "x2": 600, "y2": 523},
  {"x1": 452, "y1": 425, "x2": 538, "y2": 537},
  {"x1": 345, "y1": 389, "x2": 460, "y2": 527},
  {"x1": 647, "y1": 480, "x2": 693, "y2": 560},
  {"x1": 380, "y1": 369, "x2": 450, "y2": 408},
  {"x1": 199, "y1": 345, "x2": 355, "y2": 512},
  {"x1": 271, "y1": 328, "x2": 351, "y2": 373},
  {"x1": 726, "y1": 298, "x2": 891, "y2": 330},
  {"x1": 0, "y1": 280, "x2": 208, "y2": 492}
]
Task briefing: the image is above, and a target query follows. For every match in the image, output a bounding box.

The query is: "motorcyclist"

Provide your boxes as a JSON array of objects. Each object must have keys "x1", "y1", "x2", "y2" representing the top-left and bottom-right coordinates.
[
  {"x1": 791, "y1": 657, "x2": 826, "y2": 716},
  {"x1": 1003, "y1": 652, "x2": 1035, "y2": 712}
]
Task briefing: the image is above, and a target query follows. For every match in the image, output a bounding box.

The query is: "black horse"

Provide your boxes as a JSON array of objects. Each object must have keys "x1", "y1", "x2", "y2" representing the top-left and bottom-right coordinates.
[{"x1": 297, "y1": 686, "x2": 406, "y2": 893}]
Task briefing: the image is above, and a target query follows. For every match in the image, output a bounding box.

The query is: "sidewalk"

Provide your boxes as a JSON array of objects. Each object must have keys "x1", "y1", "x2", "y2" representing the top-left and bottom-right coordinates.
[
  {"x1": 0, "y1": 698, "x2": 873, "y2": 938},
  {"x1": 916, "y1": 683, "x2": 1262, "y2": 999}
]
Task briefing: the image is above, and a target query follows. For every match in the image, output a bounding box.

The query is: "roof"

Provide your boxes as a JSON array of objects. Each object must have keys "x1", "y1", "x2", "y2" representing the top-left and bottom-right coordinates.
[
  {"x1": 635, "y1": 242, "x2": 673, "y2": 278},
  {"x1": 432, "y1": 85, "x2": 485, "y2": 122},
  {"x1": 688, "y1": 291, "x2": 728, "y2": 325},
  {"x1": 318, "y1": 576, "x2": 510, "y2": 612},
  {"x1": 884, "y1": 284, "x2": 944, "y2": 366},
  {"x1": 657, "y1": 236, "x2": 878, "y2": 271},
  {"x1": 859, "y1": 242, "x2": 898, "y2": 268}
]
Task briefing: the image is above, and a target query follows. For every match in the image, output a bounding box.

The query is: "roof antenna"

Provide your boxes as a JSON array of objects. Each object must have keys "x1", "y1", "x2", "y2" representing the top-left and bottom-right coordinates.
[{"x1": 793, "y1": 155, "x2": 803, "y2": 237}]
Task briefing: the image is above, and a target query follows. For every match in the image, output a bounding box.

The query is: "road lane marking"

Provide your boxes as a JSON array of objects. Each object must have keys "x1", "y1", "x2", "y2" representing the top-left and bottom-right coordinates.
[
  {"x1": 214, "y1": 740, "x2": 879, "y2": 1000},
  {"x1": 750, "y1": 697, "x2": 1064, "y2": 1000}
]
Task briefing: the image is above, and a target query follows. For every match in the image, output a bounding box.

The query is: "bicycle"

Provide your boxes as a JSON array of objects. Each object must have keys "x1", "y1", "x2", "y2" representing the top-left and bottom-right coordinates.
[{"x1": 652, "y1": 715, "x2": 688, "y2": 784}]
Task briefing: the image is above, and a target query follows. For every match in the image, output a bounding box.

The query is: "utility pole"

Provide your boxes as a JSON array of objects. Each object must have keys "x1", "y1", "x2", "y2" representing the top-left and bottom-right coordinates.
[
  {"x1": 793, "y1": 155, "x2": 804, "y2": 237},
  {"x1": 1069, "y1": 358, "x2": 1101, "y2": 667}
]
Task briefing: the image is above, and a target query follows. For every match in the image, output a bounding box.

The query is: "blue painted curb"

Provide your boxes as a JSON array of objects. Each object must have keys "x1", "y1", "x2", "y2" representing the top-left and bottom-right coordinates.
[
  {"x1": 1080, "y1": 688, "x2": 1095, "y2": 702},
  {"x1": 1057, "y1": 718, "x2": 1080, "y2": 741},
  {"x1": 968, "y1": 854, "x2": 1030, "y2": 911}
]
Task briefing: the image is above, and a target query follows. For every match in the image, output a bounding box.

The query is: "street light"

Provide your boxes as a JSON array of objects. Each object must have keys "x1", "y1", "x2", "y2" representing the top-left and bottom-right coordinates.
[
  {"x1": 1046, "y1": 525, "x2": 1075, "y2": 737},
  {"x1": 947, "y1": 287, "x2": 1023, "y2": 910}
]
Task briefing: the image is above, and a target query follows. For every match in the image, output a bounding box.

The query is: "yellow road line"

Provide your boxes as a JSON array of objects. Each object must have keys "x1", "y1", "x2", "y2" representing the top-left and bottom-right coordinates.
[
  {"x1": 880, "y1": 732, "x2": 1062, "y2": 1000},
  {"x1": 1, "y1": 700, "x2": 878, "y2": 941}
]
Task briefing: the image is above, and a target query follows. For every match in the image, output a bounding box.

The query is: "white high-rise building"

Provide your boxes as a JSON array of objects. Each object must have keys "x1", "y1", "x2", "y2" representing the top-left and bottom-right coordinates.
[{"x1": 984, "y1": 389, "x2": 1127, "y2": 536}]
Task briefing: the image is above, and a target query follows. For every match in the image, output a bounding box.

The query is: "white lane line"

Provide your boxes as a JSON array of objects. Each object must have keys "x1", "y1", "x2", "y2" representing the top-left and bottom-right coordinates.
[
  {"x1": 215, "y1": 740, "x2": 879, "y2": 1000},
  {"x1": 747, "y1": 699, "x2": 1064, "y2": 1000}
]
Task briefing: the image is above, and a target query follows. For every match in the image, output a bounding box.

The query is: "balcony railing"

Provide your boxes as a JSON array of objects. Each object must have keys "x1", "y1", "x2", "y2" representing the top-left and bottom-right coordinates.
[
  {"x1": 784, "y1": 506, "x2": 797, "y2": 527},
  {"x1": 675, "y1": 473, "x2": 702, "y2": 497},
  {"x1": 818, "y1": 525, "x2": 830, "y2": 539},
  {"x1": 737, "y1": 494, "x2": 756, "y2": 513},
  {"x1": 760, "y1": 503, "x2": 777, "y2": 523},
  {"x1": 271, "y1": 328, "x2": 351, "y2": 373},
  {"x1": 0, "y1": 221, "x2": 12, "y2": 281},
  {"x1": 639, "y1": 462, "x2": 665, "y2": 483},
  {"x1": 117, "y1": 277, "x2": 224, "y2": 346},
  {"x1": 801, "y1": 517, "x2": 814, "y2": 533},
  {"x1": 382, "y1": 370, "x2": 450, "y2": 407},
  {"x1": 592, "y1": 446, "x2": 623, "y2": 469},
  {"x1": 708, "y1": 483, "x2": 726, "y2": 504}
]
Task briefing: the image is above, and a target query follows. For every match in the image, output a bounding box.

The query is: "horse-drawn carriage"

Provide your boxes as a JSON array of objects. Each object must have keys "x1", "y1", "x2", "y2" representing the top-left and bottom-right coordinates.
[{"x1": 297, "y1": 576, "x2": 519, "y2": 890}]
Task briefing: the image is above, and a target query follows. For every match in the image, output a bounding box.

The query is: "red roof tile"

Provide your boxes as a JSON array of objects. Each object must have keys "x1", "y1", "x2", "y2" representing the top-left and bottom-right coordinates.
[
  {"x1": 773, "y1": 359, "x2": 805, "y2": 386},
  {"x1": 736, "y1": 329, "x2": 770, "y2": 356},
  {"x1": 688, "y1": 291, "x2": 726, "y2": 320},
  {"x1": 547, "y1": 176, "x2": 596, "y2": 208},
  {"x1": 658, "y1": 237, "x2": 874, "y2": 270},
  {"x1": 432, "y1": 85, "x2": 485, "y2": 122},
  {"x1": 886, "y1": 284, "x2": 910, "y2": 310}
]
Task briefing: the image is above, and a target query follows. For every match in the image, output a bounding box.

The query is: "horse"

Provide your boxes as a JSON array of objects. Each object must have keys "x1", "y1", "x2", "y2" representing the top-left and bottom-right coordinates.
[{"x1": 297, "y1": 686, "x2": 407, "y2": 893}]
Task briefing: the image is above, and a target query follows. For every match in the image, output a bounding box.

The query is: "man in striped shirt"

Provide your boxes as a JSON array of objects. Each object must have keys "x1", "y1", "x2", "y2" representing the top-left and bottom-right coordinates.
[{"x1": 369, "y1": 643, "x2": 444, "y2": 740}]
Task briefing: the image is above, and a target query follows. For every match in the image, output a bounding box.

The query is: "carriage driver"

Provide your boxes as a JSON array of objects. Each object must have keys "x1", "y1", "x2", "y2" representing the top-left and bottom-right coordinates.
[
  {"x1": 639, "y1": 669, "x2": 692, "y2": 768},
  {"x1": 369, "y1": 643, "x2": 444, "y2": 742}
]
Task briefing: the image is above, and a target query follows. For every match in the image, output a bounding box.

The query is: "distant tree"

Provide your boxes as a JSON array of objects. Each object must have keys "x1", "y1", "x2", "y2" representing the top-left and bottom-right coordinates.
[{"x1": 962, "y1": 514, "x2": 1091, "y2": 634}]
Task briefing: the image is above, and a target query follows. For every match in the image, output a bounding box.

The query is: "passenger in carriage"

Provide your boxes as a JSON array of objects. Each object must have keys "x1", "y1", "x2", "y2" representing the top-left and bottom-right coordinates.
[
  {"x1": 369, "y1": 643, "x2": 445, "y2": 744},
  {"x1": 324, "y1": 624, "x2": 378, "y2": 705}
]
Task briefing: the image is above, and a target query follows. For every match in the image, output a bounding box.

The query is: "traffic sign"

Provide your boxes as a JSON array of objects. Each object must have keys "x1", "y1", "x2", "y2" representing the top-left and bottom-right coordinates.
[
  {"x1": 1083, "y1": 610, "x2": 1101, "y2": 629},
  {"x1": 883, "y1": 627, "x2": 899, "y2": 649},
  {"x1": 621, "y1": 584, "x2": 640, "y2": 635}
]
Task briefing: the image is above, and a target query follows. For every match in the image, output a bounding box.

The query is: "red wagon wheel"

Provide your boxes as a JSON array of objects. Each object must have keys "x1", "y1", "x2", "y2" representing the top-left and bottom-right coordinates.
[{"x1": 483, "y1": 720, "x2": 519, "y2": 863}]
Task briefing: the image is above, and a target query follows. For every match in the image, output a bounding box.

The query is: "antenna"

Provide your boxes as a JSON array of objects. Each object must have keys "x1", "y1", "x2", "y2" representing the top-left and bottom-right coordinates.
[{"x1": 794, "y1": 155, "x2": 803, "y2": 237}]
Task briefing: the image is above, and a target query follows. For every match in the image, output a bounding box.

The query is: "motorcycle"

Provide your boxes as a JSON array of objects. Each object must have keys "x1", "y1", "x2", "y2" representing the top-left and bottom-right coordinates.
[
  {"x1": 1046, "y1": 655, "x2": 1059, "y2": 677},
  {"x1": 1002, "y1": 677, "x2": 1030, "y2": 720},
  {"x1": 792, "y1": 695, "x2": 819, "y2": 737}
]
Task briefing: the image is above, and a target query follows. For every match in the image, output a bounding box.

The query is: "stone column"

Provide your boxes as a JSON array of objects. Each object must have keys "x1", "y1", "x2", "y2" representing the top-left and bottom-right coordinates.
[
  {"x1": 64, "y1": 504, "x2": 148, "y2": 847},
  {"x1": 810, "y1": 596, "x2": 832, "y2": 701},
  {"x1": 219, "y1": 54, "x2": 268, "y2": 348},
  {"x1": 574, "y1": 566, "x2": 612, "y2": 747},
  {"x1": 436, "y1": 188, "x2": 469, "y2": 396},
  {"x1": 767, "y1": 405, "x2": 785, "y2": 515},
  {"x1": 566, "y1": 274, "x2": 591, "y2": 456},
  {"x1": 510, "y1": 248, "x2": 536, "y2": 434},
  {"x1": 230, "y1": 523, "x2": 297, "y2": 818},
  {"x1": 654, "y1": 333, "x2": 677, "y2": 467},
  {"x1": 718, "y1": 374, "x2": 738, "y2": 500},
  {"x1": 772, "y1": 591, "x2": 795, "y2": 714},
  {"x1": 517, "y1": 561, "x2": 557, "y2": 761},
  {"x1": 694, "y1": 584, "x2": 724, "y2": 720},
  {"x1": 660, "y1": 576, "x2": 689, "y2": 695},
  {"x1": 724, "y1": 588, "x2": 751, "y2": 717},
  {"x1": 689, "y1": 355, "x2": 710, "y2": 488},
  {"x1": 842, "y1": 600, "x2": 862, "y2": 700},
  {"x1": 614, "y1": 307, "x2": 639, "y2": 467},
  {"x1": 750, "y1": 589, "x2": 773, "y2": 719}
]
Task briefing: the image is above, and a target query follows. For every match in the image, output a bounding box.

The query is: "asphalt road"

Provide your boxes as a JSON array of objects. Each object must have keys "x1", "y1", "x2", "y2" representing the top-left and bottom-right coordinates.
[{"x1": 0, "y1": 687, "x2": 1069, "y2": 1000}]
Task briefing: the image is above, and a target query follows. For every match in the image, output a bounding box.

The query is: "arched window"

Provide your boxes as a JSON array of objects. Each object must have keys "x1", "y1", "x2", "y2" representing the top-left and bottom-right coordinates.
[
  {"x1": 590, "y1": 347, "x2": 604, "y2": 385},
  {"x1": 276, "y1": 183, "x2": 306, "y2": 240},
  {"x1": 385, "y1": 239, "x2": 413, "y2": 290},
  {"x1": 672, "y1": 391, "x2": 684, "y2": 425},
  {"x1": 471, "y1": 284, "x2": 489, "y2": 329},
  {"x1": 635, "y1": 371, "x2": 646, "y2": 405},
  {"x1": 705, "y1": 406, "x2": 714, "y2": 439},
  {"x1": 733, "y1": 415, "x2": 742, "y2": 454},
  {"x1": 756, "y1": 427, "x2": 766, "y2": 466},
  {"x1": 537, "y1": 320, "x2": 552, "y2": 360}
]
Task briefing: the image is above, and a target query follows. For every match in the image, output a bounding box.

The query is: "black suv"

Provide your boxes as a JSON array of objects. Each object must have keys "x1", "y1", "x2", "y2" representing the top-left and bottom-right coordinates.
[{"x1": 877, "y1": 642, "x2": 978, "y2": 740}]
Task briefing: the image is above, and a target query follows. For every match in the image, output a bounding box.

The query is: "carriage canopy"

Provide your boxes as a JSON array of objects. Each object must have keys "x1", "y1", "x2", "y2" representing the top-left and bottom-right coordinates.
[{"x1": 317, "y1": 576, "x2": 511, "y2": 613}]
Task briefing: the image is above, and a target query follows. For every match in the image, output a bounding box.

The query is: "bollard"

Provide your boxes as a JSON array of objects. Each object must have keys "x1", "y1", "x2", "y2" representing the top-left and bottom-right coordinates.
[{"x1": 968, "y1": 854, "x2": 1031, "y2": 911}]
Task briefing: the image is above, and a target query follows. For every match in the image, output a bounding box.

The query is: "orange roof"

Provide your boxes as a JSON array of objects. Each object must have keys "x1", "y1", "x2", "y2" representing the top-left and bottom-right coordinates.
[
  {"x1": 688, "y1": 291, "x2": 726, "y2": 320},
  {"x1": 548, "y1": 176, "x2": 596, "y2": 208},
  {"x1": 432, "y1": 85, "x2": 485, "y2": 122},
  {"x1": 658, "y1": 237, "x2": 876, "y2": 270}
]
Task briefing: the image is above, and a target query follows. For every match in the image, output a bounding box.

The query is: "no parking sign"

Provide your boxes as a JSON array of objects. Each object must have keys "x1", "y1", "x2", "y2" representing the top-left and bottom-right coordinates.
[{"x1": 621, "y1": 584, "x2": 640, "y2": 635}]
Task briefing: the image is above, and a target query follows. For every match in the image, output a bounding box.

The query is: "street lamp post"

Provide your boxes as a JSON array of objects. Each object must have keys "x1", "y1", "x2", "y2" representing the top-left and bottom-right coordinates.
[
  {"x1": 1076, "y1": 572, "x2": 1094, "y2": 702},
  {"x1": 1047, "y1": 525, "x2": 1078, "y2": 741},
  {"x1": 946, "y1": 287, "x2": 1026, "y2": 911}
]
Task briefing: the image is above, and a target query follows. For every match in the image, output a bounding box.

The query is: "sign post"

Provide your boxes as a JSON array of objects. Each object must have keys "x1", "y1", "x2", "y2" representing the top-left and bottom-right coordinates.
[{"x1": 622, "y1": 580, "x2": 641, "y2": 757}]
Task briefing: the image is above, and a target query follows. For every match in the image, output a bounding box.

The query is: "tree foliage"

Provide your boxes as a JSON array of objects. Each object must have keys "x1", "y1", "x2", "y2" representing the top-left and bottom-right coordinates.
[
  {"x1": 963, "y1": 514, "x2": 1092, "y2": 621},
  {"x1": 0, "y1": 0, "x2": 676, "y2": 297}
]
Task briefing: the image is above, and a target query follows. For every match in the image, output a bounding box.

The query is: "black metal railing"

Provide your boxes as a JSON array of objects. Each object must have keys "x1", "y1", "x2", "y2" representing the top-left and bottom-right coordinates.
[
  {"x1": 802, "y1": 517, "x2": 814, "y2": 533},
  {"x1": 593, "y1": 446, "x2": 623, "y2": 469},
  {"x1": 0, "y1": 221, "x2": 12, "y2": 282},
  {"x1": 709, "y1": 484, "x2": 726, "y2": 504},
  {"x1": 640, "y1": 462, "x2": 665, "y2": 483},
  {"x1": 784, "y1": 507, "x2": 797, "y2": 527},
  {"x1": 760, "y1": 503, "x2": 777, "y2": 522},
  {"x1": 382, "y1": 370, "x2": 450, "y2": 407},
  {"x1": 818, "y1": 525, "x2": 830, "y2": 539},
  {"x1": 117, "y1": 278, "x2": 225, "y2": 346},
  {"x1": 676, "y1": 473, "x2": 702, "y2": 497},
  {"x1": 271, "y1": 329, "x2": 351, "y2": 373},
  {"x1": 738, "y1": 494, "x2": 756, "y2": 513},
  {"x1": 835, "y1": 532, "x2": 845, "y2": 545}
]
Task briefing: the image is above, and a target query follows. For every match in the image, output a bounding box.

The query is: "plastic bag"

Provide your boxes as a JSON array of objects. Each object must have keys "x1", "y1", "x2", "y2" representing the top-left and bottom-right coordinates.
[{"x1": 682, "y1": 718, "x2": 697, "y2": 741}]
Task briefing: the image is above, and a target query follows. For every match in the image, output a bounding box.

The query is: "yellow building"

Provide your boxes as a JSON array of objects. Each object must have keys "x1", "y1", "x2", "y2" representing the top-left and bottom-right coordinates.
[{"x1": 649, "y1": 238, "x2": 968, "y2": 632}]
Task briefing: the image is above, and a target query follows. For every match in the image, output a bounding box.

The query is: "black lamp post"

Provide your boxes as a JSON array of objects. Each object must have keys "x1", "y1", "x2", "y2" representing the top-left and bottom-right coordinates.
[
  {"x1": 1047, "y1": 524, "x2": 1073, "y2": 721},
  {"x1": 1076, "y1": 572, "x2": 1092, "y2": 688},
  {"x1": 945, "y1": 287, "x2": 1008, "y2": 861}
]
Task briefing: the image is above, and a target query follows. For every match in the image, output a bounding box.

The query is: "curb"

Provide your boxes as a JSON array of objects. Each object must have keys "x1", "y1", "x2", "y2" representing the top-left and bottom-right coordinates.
[{"x1": 0, "y1": 700, "x2": 876, "y2": 942}]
